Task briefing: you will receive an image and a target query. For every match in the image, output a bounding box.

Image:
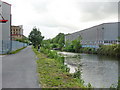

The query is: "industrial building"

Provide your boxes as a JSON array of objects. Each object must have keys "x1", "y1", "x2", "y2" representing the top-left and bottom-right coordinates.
[
  {"x1": 0, "y1": 0, "x2": 11, "y2": 54},
  {"x1": 11, "y1": 25, "x2": 24, "y2": 40},
  {"x1": 0, "y1": 1, "x2": 27, "y2": 54},
  {"x1": 65, "y1": 22, "x2": 120, "y2": 48}
]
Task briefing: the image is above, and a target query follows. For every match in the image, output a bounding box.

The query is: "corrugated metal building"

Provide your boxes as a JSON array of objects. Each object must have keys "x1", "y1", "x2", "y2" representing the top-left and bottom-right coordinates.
[{"x1": 65, "y1": 22, "x2": 119, "y2": 48}]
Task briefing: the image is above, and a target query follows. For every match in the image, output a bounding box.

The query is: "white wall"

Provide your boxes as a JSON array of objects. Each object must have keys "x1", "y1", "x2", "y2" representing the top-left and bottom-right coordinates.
[
  {"x1": 0, "y1": 1, "x2": 11, "y2": 54},
  {"x1": 0, "y1": 1, "x2": 2, "y2": 40},
  {"x1": 1, "y1": 1, "x2": 11, "y2": 41}
]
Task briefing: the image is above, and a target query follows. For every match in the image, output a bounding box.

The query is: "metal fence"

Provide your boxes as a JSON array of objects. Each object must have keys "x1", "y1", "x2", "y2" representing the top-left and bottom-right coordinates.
[{"x1": 0, "y1": 40, "x2": 28, "y2": 54}]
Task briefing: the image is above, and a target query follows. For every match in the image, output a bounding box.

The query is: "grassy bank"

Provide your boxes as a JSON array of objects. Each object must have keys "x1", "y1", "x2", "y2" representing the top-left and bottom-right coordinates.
[
  {"x1": 1, "y1": 47, "x2": 27, "y2": 55},
  {"x1": 8, "y1": 47, "x2": 27, "y2": 54},
  {"x1": 32, "y1": 47, "x2": 87, "y2": 88}
]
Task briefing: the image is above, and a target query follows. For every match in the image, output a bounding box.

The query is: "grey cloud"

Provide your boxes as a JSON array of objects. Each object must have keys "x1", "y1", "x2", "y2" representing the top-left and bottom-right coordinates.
[
  {"x1": 30, "y1": 0, "x2": 50, "y2": 13},
  {"x1": 29, "y1": 19, "x2": 79, "y2": 31},
  {"x1": 77, "y1": 2, "x2": 118, "y2": 22},
  {"x1": 7, "y1": 0, "x2": 118, "y2": 39}
]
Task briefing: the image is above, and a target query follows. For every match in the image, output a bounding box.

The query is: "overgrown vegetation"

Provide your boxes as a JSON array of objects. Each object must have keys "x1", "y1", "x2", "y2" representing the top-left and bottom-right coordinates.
[
  {"x1": 77, "y1": 44, "x2": 120, "y2": 58},
  {"x1": 110, "y1": 77, "x2": 120, "y2": 89},
  {"x1": 117, "y1": 77, "x2": 120, "y2": 89},
  {"x1": 63, "y1": 37, "x2": 82, "y2": 53},
  {"x1": 97, "y1": 44, "x2": 120, "y2": 57},
  {"x1": 41, "y1": 33, "x2": 65, "y2": 51},
  {"x1": 16, "y1": 36, "x2": 30, "y2": 44},
  {"x1": 80, "y1": 47, "x2": 97, "y2": 54},
  {"x1": 33, "y1": 47, "x2": 87, "y2": 88}
]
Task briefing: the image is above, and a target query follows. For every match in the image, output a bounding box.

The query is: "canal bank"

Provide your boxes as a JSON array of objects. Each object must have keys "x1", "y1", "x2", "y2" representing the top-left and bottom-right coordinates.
[
  {"x1": 32, "y1": 47, "x2": 89, "y2": 88},
  {"x1": 64, "y1": 44, "x2": 120, "y2": 58},
  {"x1": 58, "y1": 51, "x2": 119, "y2": 88}
]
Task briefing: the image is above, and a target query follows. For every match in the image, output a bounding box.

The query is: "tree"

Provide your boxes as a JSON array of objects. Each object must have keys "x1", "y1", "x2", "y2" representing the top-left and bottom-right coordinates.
[
  {"x1": 16, "y1": 36, "x2": 30, "y2": 44},
  {"x1": 28, "y1": 27, "x2": 44, "y2": 48},
  {"x1": 64, "y1": 36, "x2": 82, "y2": 52},
  {"x1": 52, "y1": 33, "x2": 65, "y2": 50},
  {"x1": 41, "y1": 39, "x2": 51, "y2": 49},
  {"x1": 72, "y1": 40, "x2": 81, "y2": 53}
]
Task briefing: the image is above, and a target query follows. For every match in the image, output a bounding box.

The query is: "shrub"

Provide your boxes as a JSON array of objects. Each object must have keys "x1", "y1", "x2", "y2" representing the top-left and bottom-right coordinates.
[{"x1": 97, "y1": 44, "x2": 120, "y2": 57}]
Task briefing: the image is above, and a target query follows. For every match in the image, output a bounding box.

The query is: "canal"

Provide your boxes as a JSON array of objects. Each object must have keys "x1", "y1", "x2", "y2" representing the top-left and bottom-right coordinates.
[{"x1": 58, "y1": 52, "x2": 119, "y2": 88}]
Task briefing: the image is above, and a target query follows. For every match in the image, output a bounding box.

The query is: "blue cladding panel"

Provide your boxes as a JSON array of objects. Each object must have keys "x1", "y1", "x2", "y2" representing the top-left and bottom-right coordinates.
[{"x1": 0, "y1": 40, "x2": 28, "y2": 54}]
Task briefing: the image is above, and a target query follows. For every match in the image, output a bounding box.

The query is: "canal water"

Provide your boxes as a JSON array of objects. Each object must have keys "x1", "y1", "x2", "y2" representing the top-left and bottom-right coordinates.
[{"x1": 58, "y1": 52, "x2": 119, "y2": 88}]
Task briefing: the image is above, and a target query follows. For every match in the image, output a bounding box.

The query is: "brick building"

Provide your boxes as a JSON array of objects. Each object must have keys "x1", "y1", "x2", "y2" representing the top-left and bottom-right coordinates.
[{"x1": 11, "y1": 25, "x2": 24, "y2": 40}]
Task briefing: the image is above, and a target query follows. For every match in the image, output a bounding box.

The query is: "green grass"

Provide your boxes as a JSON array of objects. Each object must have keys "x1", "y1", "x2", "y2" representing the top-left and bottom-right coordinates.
[
  {"x1": 8, "y1": 47, "x2": 27, "y2": 54},
  {"x1": 0, "y1": 47, "x2": 27, "y2": 55},
  {"x1": 33, "y1": 47, "x2": 86, "y2": 88}
]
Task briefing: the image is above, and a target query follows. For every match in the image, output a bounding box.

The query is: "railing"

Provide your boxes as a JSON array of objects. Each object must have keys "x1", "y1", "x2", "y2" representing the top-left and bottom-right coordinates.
[{"x1": 0, "y1": 40, "x2": 28, "y2": 54}]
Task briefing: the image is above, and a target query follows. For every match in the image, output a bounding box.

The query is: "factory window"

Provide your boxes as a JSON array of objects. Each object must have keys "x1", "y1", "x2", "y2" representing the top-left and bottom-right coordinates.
[{"x1": 104, "y1": 40, "x2": 108, "y2": 43}]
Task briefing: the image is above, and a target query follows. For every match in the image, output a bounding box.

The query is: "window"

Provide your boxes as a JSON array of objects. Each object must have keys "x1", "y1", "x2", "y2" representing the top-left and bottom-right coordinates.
[{"x1": 104, "y1": 40, "x2": 108, "y2": 43}]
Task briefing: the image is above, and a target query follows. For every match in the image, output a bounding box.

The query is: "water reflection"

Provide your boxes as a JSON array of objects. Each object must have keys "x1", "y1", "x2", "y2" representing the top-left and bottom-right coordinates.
[{"x1": 60, "y1": 52, "x2": 119, "y2": 88}]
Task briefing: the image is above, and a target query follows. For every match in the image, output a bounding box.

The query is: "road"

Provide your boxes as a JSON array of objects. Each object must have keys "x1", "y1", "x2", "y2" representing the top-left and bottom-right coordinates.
[
  {"x1": 0, "y1": 55, "x2": 2, "y2": 89},
  {"x1": 2, "y1": 46, "x2": 39, "y2": 88}
]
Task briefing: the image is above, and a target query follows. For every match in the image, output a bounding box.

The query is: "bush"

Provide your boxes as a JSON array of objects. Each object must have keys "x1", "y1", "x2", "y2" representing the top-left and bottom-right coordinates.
[
  {"x1": 80, "y1": 47, "x2": 97, "y2": 54},
  {"x1": 40, "y1": 47, "x2": 64, "y2": 63},
  {"x1": 79, "y1": 44, "x2": 120, "y2": 58},
  {"x1": 97, "y1": 44, "x2": 120, "y2": 57}
]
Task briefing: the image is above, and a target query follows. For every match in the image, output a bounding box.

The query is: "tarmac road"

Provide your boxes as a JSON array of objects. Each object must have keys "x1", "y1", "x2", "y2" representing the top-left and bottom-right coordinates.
[{"x1": 2, "y1": 46, "x2": 39, "y2": 88}]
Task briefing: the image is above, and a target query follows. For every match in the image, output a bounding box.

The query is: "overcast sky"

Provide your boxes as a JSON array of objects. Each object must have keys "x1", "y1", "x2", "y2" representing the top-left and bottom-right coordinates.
[{"x1": 3, "y1": 0, "x2": 119, "y2": 39}]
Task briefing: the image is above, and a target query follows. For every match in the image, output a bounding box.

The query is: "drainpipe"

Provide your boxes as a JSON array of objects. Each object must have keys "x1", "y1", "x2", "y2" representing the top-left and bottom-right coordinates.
[{"x1": 10, "y1": 14, "x2": 12, "y2": 52}]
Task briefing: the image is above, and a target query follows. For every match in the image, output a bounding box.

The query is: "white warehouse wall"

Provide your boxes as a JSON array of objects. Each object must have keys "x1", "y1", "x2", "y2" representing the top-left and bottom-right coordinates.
[{"x1": 104, "y1": 22, "x2": 118, "y2": 40}]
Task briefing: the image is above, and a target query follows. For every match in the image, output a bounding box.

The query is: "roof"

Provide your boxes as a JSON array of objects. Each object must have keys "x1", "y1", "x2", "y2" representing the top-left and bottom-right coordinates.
[
  {"x1": 65, "y1": 22, "x2": 119, "y2": 36},
  {"x1": 1, "y1": 0, "x2": 11, "y2": 6}
]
